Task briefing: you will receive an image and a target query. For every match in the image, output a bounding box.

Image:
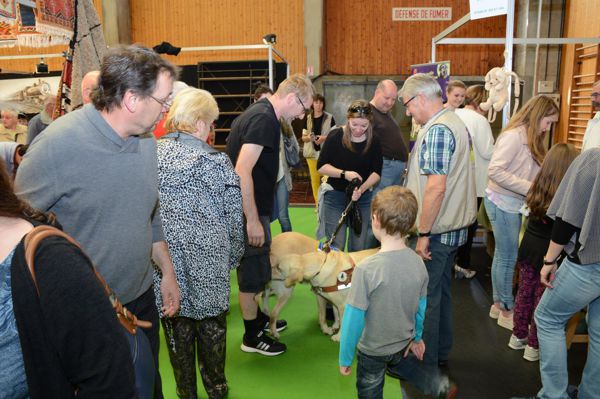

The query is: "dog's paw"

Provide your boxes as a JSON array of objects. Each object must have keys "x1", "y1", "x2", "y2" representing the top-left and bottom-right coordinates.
[
  {"x1": 331, "y1": 333, "x2": 341, "y2": 342},
  {"x1": 321, "y1": 325, "x2": 334, "y2": 335}
]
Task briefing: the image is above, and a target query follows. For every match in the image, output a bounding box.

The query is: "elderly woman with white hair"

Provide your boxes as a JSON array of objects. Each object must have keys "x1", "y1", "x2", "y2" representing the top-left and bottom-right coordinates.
[{"x1": 154, "y1": 87, "x2": 244, "y2": 399}]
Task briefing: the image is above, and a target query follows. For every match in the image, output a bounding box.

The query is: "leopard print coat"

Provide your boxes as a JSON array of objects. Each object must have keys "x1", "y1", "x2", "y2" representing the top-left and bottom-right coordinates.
[{"x1": 154, "y1": 133, "x2": 244, "y2": 319}]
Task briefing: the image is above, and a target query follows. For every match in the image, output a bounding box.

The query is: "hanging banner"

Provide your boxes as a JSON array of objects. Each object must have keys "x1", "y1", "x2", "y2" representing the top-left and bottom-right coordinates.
[
  {"x1": 469, "y1": 0, "x2": 508, "y2": 20},
  {"x1": 392, "y1": 7, "x2": 452, "y2": 21},
  {"x1": 410, "y1": 61, "x2": 451, "y2": 103}
]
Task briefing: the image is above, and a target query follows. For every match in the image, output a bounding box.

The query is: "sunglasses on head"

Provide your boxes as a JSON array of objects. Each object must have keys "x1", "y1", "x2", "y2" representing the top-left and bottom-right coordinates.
[{"x1": 349, "y1": 106, "x2": 372, "y2": 116}]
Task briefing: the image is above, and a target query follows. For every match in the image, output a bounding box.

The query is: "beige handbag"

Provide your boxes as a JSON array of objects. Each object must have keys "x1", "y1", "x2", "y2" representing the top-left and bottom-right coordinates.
[{"x1": 302, "y1": 128, "x2": 318, "y2": 158}]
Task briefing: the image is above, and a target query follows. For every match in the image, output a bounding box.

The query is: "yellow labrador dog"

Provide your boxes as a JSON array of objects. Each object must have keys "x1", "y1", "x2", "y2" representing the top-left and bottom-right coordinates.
[
  {"x1": 262, "y1": 232, "x2": 319, "y2": 338},
  {"x1": 267, "y1": 232, "x2": 377, "y2": 341}
]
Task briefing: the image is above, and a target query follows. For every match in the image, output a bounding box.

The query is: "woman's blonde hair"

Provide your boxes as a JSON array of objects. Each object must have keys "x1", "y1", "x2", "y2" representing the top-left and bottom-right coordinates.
[
  {"x1": 165, "y1": 88, "x2": 219, "y2": 135},
  {"x1": 526, "y1": 143, "x2": 577, "y2": 219},
  {"x1": 503, "y1": 94, "x2": 559, "y2": 164},
  {"x1": 342, "y1": 99, "x2": 374, "y2": 154},
  {"x1": 464, "y1": 85, "x2": 486, "y2": 108}
]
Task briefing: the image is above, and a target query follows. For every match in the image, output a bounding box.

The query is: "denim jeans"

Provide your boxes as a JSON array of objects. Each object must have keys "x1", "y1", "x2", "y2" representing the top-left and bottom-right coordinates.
[
  {"x1": 409, "y1": 238, "x2": 458, "y2": 365},
  {"x1": 322, "y1": 189, "x2": 372, "y2": 251},
  {"x1": 535, "y1": 258, "x2": 600, "y2": 399},
  {"x1": 124, "y1": 286, "x2": 163, "y2": 399},
  {"x1": 484, "y1": 197, "x2": 521, "y2": 311},
  {"x1": 372, "y1": 159, "x2": 406, "y2": 197},
  {"x1": 274, "y1": 178, "x2": 292, "y2": 232},
  {"x1": 356, "y1": 349, "x2": 447, "y2": 399},
  {"x1": 367, "y1": 160, "x2": 406, "y2": 248}
]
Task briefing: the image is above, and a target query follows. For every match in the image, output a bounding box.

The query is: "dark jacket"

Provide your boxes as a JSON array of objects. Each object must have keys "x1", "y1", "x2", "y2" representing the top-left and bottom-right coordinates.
[{"x1": 10, "y1": 234, "x2": 136, "y2": 398}]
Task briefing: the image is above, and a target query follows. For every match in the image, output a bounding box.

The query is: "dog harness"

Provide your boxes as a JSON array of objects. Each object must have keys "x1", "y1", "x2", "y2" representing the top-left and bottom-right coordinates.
[{"x1": 311, "y1": 251, "x2": 357, "y2": 293}]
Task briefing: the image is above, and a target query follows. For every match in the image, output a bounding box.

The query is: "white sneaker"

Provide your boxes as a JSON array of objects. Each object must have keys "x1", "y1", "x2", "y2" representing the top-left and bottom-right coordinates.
[
  {"x1": 498, "y1": 312, "x2": 514, "y2": 330},
  {"x1": 508, "y1": 334, "x2": 527, "y2": 350},
  {"x1": 454, "y1": 265, "x2": 476, "y2": 279},
  {"x1": 489, "y1": 304, "x2": 500, "y2": 319},
  {"x1": 523, "y1": 345, "x2": 539, "y2": 361}
]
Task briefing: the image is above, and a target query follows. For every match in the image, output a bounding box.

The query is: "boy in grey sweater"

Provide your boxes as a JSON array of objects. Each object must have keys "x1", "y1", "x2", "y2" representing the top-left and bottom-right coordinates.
[{"x1": 339, "y1": 186, "x2": 457, "y2": 399}]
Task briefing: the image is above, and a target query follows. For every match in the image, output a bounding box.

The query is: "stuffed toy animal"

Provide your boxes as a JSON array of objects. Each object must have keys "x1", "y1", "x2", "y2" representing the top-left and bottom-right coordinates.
[{"x1": 480, "y1": 67, "x2": 521, "y2": 122}]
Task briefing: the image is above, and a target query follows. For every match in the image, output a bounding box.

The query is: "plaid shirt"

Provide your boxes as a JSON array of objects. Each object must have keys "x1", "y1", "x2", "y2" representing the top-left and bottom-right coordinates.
[{"x1": 419, "y1": 124, "x2": 468, "y2": 247}]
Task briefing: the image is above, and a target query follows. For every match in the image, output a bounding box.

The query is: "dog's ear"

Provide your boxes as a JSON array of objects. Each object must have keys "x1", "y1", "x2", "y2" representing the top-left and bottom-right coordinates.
[
  {"x1": 279, "y1": 255, "x2": 304, "y2": 288},
  {"x1": 301, "y1": 252, "x2": 327, "y2": 279}
]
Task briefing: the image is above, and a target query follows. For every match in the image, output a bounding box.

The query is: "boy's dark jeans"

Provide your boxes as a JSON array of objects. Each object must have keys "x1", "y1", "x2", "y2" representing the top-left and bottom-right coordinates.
[{"x1": 356, "y1": 349, "x2": 447, "y2": 399}]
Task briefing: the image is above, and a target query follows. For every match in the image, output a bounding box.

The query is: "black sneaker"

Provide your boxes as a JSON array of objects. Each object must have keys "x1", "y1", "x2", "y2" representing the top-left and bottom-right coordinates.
[
  {"x1": 263, "y1": 319, "x2": 288, "y2": 333},
  {"x1": 241, "y1": 331, "x2": 287, "y2": 356}
]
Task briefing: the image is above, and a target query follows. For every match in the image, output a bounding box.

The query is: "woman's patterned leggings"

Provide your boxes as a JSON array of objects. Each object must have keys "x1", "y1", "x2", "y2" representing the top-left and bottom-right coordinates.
[
  {"x1": 513, "y1": 261, "x2": 546, "y2": 348},
  {"x1": 162, "y1": 314, "x2": 228, "y2": 399}
]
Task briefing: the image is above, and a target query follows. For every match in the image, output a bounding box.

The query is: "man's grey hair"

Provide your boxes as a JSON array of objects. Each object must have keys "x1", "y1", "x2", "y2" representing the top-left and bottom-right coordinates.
[
  {"x1": 398, "y1": 73, "x2": 442, "y2": 102},
  {"x1": 1, "y1": 108, "x2": 19, "y2": 118},
  {"x1": 593, "y1": 79, "x2": 600, "y2": 88}
]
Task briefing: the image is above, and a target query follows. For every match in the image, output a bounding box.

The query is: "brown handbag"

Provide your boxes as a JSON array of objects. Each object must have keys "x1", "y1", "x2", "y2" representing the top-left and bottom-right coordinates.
[{"x1": 24, "y1": 225, "x2": 151, "y2": 334}]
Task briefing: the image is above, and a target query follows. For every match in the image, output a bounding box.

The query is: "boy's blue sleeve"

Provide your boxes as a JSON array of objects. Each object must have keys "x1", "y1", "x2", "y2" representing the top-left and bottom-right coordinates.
[
  {"x1": 414, "y1": 296, "x2": 427, "y2": 341},
  {"x1": 339, "y1": 304, "x2": 366, "y2": 366}
]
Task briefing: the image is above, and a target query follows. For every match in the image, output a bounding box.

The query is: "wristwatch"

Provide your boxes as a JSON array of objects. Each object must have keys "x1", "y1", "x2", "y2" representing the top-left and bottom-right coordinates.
[
  {"x1": 543, "y1": 257, "x2": 557, "y2": 265},
  {"x1": 418, "y1": 231, "x2": 431, "y2": 237},
  {"x1": 340, "y1": 170, "x2": 346, "y2": 179}
]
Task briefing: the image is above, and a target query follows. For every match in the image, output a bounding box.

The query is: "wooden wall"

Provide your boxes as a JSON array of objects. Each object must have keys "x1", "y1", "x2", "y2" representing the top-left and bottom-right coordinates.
[
  {"x1": 557, "y1": 0, "x2": 600, "y2": 144},
  {"x1": 129, "y1": 0, "x2": 306, "y2": 74},
  {"x1": 325, "y1": 0, "x2": 506, "y2": 76},
  {"x1": 0, "y1": 0, "x2": 103, "y2": 74}
]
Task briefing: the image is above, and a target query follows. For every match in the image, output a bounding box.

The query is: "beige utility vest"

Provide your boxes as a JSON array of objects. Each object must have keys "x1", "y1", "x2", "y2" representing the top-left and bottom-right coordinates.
[{"x1": 407, "y1": 108, "x2": 477, "y2": 235}]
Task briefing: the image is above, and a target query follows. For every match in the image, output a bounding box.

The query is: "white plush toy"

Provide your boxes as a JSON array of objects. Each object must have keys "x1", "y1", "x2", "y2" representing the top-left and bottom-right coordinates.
[{"x1": 480, "y1": 67, "x2": 521, "y2": 122}]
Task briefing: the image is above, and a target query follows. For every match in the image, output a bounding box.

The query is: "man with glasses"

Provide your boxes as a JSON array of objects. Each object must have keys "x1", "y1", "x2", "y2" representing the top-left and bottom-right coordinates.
[
  {"x1": 399, "y1": 73, "x2": 476, "y2": 369},
  {"x1": 15, "y1": 45, "x2": 181, "y2": 399},
  {"x1": 582, "y1": 80, "x2": 600, "y2": 151},
  {"x1": 227, "y1": 73, "x2": 315, "y2": 356}
]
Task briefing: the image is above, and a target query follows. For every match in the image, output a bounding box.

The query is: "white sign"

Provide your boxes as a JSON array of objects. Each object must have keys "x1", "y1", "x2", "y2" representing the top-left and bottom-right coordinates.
[
  {"x1": 469, "y1": 0, "x2": 508, "y2": 20},
  {"x1": 392, "y1": 7, "x2": 452, "y2": 21}
]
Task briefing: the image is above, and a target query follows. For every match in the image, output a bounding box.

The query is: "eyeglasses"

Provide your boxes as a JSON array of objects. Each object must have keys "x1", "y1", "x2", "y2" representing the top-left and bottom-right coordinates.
[
  {"x1": 348, "y1": 106, "x2": 372, "y2": 116},
  {"x1": 295, "y1": 94, "x2": 311, "y2": 113},
  {"x1": 149, "y1": 94, "x2": 173, "y2": 109},
  {"x1": 591, "y1": 92, "x2": 600, "y2": 98},
  {"x1": 402, "y1": 95, "x2": 417, "y2": 107}
]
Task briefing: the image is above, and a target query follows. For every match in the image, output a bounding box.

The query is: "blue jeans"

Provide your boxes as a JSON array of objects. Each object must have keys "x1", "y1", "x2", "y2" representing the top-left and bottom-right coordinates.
[
  {"x1": 484, "y1": 197, "x2": 521, "y2": 311},
  {"x1": 534, "y1": 259, "x2": 600, "y2": 399},
  {"x1": 322, "y1": 189, "x2": 372, "y2": 251},
  {"x1": 367, "y1": 160, "x2": 406, "y2": 248},
  {"x1": 372, "y1": 159, "x2": 406, "y2": 197},
  {"x1": 356, "y1": 349, "x2": 447, "y2": 399},
  {"x1": 409, "y1": 238, "x2": 457, "y2": 365},
  {"x1": 274, "y1": 178, "x2": 292, "y2": 232}
]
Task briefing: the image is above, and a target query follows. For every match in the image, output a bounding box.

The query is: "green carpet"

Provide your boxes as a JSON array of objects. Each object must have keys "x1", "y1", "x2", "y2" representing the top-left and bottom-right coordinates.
[{"x1": 159, "y1": 207, "x2": 403, "y2": 398}]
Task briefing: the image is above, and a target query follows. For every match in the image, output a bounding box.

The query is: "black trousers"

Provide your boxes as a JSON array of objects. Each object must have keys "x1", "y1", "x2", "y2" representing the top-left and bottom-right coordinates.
[
  {"x1": 125, "y1": 286, "x2": 163, "y2": 399},
  {"x1": 456, "y1": 197, "x2": 483, "y2": 268},
  {"x1": 162, "y1": 314, "x2": 228, "y2": 399}
]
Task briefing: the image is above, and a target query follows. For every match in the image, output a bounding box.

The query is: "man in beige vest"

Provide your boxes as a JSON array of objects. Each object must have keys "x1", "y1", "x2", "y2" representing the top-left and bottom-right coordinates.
[{"x1": 400, "y1": 73, "x2": 476, "y2": 368}]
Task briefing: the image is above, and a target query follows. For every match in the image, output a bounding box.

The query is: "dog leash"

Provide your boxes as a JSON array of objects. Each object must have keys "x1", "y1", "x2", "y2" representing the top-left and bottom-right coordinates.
[{"x1": 322, "y1": 200, "x2": 354, "y2": 253}]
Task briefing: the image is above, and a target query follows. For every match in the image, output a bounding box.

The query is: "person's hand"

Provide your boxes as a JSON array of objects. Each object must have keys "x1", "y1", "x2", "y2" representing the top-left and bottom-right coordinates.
[
  {"x1": 404, "y1": 340, "x2": 425, "y2": 361},
  {"x1": 301, "y1": 134, "x2": 311, "y2": 143},
  {"x1": 315, "y1": 135, "x2": 327, "y2": 145},
  {"x1": 351, "y1": 187, "x2": 363, "y2": 201},
  {"x1": 415, "y1": 236, "x2": 431, "y2": 260},
  {"x1": 160, "y1": 272, "x2": 180, "y2": 317},
  {"x1": 247, "y1": 218, "x2": 265, "y2": 247},
  {"x1": 339, "y1": 366, "x2": 352, "y2": 376},
  {"x1": 344, "y1": 171, "x2": 362, "y2": 182},
  {"x1": 540, "y1": 263, "x2": 558, "y2": 289}
]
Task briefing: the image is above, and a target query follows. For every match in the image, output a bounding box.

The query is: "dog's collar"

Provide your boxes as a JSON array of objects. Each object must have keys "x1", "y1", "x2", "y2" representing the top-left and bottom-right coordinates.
[{"x1": 312, "y1": 254, "x2": 357, "y2": 293}]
